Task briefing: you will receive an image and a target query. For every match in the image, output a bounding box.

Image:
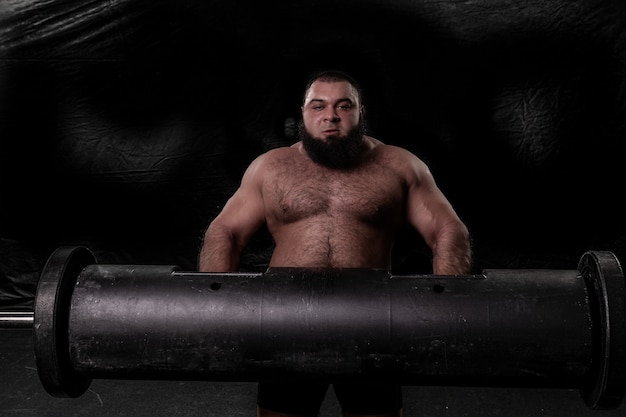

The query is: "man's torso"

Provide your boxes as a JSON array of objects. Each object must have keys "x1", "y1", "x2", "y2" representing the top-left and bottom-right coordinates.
[{"x1": 261, "y1": 143, "x2": 409, "y2": 269}]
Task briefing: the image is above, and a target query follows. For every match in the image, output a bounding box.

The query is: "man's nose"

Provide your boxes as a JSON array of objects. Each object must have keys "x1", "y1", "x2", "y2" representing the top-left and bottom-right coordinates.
[{"x1": 324, "y1": 108, "x2": 339, "y2": 122}]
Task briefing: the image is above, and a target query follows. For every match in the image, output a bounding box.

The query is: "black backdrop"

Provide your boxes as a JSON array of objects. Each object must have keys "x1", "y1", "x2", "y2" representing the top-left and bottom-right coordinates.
[{"x1": 1, "y1": 0, "x2": 626, "y2": 309}]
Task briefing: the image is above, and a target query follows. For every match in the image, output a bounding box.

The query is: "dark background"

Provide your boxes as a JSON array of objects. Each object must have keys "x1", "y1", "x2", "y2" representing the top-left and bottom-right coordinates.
[
  {"x1": 1, "y1": 0, "x2": 626, "y2": 414},
  {"x1": 2, "y1": 0, "x2": 626, "y2": 303}
]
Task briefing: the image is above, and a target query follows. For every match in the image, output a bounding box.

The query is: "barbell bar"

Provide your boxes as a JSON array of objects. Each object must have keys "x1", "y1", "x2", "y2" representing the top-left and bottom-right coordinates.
[
  {"x1": 0, "y1": 311, "x2": 34, "y2": 328},
  {"x1": 13, "y1": 245, "x2": 626, "y2": 410}
]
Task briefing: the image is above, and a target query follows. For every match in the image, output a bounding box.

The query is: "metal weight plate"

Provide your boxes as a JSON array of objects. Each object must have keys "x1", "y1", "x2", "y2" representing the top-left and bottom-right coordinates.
[
  {"x1": 578, "y1": 250, "x2": 626, "y2": 410},
  {"x1": 33, "y1": 246, "x2": 96, "y2": 397}
]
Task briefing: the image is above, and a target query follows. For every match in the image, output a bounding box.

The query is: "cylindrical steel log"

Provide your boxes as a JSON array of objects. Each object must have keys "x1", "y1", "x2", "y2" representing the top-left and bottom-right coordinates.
[
  {"x1": 32, "y1": 246, "x2": 626, "y2": 411},
  {"x1": 68, "y1": 266, "x2": 593, "y2": 385}
]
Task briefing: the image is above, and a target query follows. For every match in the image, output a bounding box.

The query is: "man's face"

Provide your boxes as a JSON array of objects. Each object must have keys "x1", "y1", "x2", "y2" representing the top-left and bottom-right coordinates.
[
  {"x1": 300, "y1": 80, "x2": 365, "y2": 168},
  {"x1": 301, "y1": 80, "x2": 362, "y2": 140}
]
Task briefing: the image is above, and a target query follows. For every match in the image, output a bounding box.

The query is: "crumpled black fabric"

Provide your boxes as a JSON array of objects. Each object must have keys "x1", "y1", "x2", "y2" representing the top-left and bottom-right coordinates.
[
  {"x1": 1, "y1": 0, "x2": 626, "y2": 306},
  {"x1": 0, "y1": 239, "x2": 39, "y2": 309}
]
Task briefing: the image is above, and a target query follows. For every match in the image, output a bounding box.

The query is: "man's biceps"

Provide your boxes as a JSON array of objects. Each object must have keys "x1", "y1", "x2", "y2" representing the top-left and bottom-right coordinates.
[
  {"x1": 408, "y1": 202, "x2": 449, "y2": 235},
  {"x1": 231, "y1": 201, "x2": 265, "y2": 228}
]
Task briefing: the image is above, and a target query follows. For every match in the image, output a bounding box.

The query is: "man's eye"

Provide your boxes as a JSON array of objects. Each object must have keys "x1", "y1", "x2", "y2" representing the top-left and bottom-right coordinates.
[
  {"x1": 313, "y1": 105, "x2": 324, "y2": 111},
  {"x1": 337, "y1": 104, "x2": 352, "y2": 110}
]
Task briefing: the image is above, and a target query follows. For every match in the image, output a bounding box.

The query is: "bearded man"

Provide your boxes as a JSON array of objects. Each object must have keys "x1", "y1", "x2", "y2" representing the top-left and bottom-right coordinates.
[{"x1": 199, "y1": 69, "x2": 472, "y2": 417}]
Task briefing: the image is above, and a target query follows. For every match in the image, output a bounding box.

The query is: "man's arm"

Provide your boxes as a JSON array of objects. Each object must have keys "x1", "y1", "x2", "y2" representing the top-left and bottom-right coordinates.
[
  {"x1": 403, "y1": 152, "x2": 472, "y2": 275},
  {"x1": 198, "y1": 156, "x2": 267, "y2": 272}
]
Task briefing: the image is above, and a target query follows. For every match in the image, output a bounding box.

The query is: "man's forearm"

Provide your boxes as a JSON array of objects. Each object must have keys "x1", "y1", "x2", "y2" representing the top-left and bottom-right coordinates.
[
  {"x1": 432, "y1": 225, "x2": 472, "y2": 275},
  {"x1": 198, "y1": 224, "x2": 242, "y2": 272}
]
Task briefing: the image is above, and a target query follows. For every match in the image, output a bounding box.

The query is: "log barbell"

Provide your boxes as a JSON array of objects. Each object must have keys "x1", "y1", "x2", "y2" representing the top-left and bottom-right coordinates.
[{"x1": 18, "y1": 246, "x2": 626, "y2": 409}]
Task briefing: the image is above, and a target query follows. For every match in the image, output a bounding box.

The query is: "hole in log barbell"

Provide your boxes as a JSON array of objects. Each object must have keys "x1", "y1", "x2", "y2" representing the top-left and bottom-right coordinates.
[{"x1": 2, "y1": 246, "x2": 625, "y2": 410}]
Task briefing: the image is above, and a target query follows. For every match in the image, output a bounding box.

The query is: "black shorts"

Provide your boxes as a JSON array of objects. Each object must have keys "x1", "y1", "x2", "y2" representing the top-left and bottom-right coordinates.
[{"x1": 257, "y1": 381, "x2": 402, "y2": 415}]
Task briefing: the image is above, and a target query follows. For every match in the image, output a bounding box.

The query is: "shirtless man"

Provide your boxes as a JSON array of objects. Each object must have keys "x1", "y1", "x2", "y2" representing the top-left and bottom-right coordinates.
[{"x1": 199, "y1": 70, "x2": 472, "y2": 417}]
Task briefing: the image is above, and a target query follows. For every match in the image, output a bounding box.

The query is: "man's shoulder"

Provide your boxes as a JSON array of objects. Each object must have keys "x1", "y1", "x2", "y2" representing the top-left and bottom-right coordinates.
[
  {"x1": 255, "y1": 144, "x2": 300, "y2": 164},
  {"x1": 369, "y1": 140, "x2": 430, "y2": 181},
  {"x1": 247, "y1": 144, "x2": 302, "y2": 173},
  {"x1": 370, "y1": 139, "x2": 420, "y2": 162}
]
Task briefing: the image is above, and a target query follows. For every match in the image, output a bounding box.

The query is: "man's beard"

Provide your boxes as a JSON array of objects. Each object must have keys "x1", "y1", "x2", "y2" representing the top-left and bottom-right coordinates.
[{"x1": 299, "y1": 122, "x2": 365, "y2": 169}]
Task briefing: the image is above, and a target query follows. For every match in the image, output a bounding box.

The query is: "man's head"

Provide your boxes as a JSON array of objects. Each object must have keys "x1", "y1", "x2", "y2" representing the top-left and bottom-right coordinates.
[{"x1": 299, "y1": 70, "x2": 366, "y2": 169}]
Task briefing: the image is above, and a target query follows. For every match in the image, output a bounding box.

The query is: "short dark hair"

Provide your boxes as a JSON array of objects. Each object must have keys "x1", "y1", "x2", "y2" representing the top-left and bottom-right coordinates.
[{"x1": 302, "y1": 69, "x2": 363, "y2": 105}]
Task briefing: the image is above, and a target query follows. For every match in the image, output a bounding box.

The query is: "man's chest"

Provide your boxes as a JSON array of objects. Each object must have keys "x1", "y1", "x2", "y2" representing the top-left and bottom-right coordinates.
[{"x1": 263, "y1": 168, "x2": 406, "y2": 225}]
